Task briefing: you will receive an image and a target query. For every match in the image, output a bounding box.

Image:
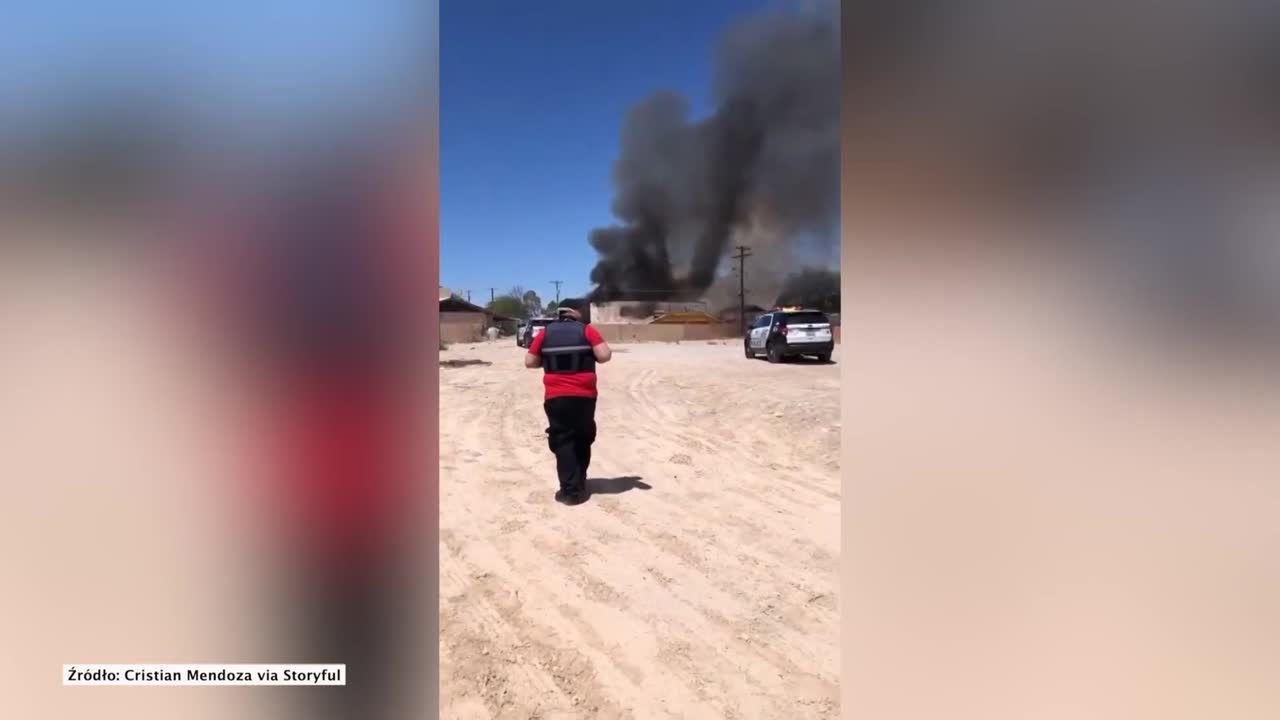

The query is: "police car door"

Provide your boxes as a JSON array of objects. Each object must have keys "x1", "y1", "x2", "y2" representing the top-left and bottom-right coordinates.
[{"x1": 750, "y1": 314, "x2": 772, "y2": 349}]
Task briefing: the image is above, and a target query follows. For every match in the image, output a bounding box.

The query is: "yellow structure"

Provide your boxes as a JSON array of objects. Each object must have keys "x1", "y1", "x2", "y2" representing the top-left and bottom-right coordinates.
[{"x1": 648, "y1": 311, "x2": 721, "y2": 324}]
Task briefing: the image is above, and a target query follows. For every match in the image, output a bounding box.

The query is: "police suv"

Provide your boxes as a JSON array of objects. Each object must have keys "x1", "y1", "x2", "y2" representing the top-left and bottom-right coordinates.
[
  {"x1": 518, "y1": 316, "x2": 554, "y2": 348},
  {"x1": 744, "y1": 307, "x2": 835, "y2": 363}
]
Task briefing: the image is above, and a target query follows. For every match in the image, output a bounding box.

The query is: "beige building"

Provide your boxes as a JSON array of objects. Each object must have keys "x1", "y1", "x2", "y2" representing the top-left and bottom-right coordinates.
[
  {"x1": 588, "y1": 299, "x2": 710, "y2": 324},
  {"x1": 440, "y1": 289, "x2": 516, "y2": 343}
]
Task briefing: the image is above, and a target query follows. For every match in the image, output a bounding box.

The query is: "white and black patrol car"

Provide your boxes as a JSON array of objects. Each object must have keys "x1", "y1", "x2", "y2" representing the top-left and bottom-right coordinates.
[
  {"x1": 744, "y1": 307, "x2": 835, "y2": 363},
  {"x1": 517, "y1": 316, "x2": 554, "y2": 348}
]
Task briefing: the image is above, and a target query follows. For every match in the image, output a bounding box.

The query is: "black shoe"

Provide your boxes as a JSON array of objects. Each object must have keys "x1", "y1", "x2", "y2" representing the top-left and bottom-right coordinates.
[{"x1": 554, "y1": 489, "x2": 586, "y2": 506}]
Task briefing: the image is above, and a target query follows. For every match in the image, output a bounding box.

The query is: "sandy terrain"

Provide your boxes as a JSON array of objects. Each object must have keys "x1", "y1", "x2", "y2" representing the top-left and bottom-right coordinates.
[
  {"x1": 439, "y1": 338, "x2": 841, "y2": 719},
  {"x1": 0, "y1": 255, "x2": 266, "y2": 720}
]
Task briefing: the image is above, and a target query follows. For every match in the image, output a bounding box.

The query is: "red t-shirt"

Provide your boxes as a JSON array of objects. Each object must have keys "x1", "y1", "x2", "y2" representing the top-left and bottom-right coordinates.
[
  {"x1": 528, "y1": 324, "x2": 604, "y2": 399},
  {"x1": 270, "y1": 372, "x2": 407, "y2": 559}
]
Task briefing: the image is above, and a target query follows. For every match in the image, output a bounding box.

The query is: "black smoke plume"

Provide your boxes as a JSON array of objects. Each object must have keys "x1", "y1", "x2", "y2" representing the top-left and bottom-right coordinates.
[
  {"x1": 587, "y1": 2, "x2": 840, "y2": 308},
  {"x1": 775, "y1": 267, "x2": 840, "y2": 312}
]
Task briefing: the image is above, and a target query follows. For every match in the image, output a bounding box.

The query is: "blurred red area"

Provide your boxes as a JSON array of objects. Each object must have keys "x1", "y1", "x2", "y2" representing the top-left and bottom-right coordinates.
[{"x1": 0, "y1": 4, "x2": 438, "y2": 719}]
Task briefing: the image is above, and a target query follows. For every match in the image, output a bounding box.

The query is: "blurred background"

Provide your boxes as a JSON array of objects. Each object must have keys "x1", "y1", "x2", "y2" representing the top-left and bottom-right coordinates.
[
  {"x1": 5, "y1": 0, "x2": 1279, "y2": 717},
  {"x1": 842, "y1": 1, "x2": 1280, "y2": 719},
  {"x1": 0, "y1": 2, "x2": 438, "y2": 719}
]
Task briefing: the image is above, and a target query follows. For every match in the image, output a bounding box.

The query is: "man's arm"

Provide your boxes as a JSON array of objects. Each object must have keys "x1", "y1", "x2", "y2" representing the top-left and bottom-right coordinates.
[
  {"x1": 593, "y1": 340, "x2": 612, "y2": 364},
  {"x1": 525, "y1": 331, "x2": 543, "y2": 368},
  {"x1": 586, "y1": 325, "x2": 612, "y2": 363}
]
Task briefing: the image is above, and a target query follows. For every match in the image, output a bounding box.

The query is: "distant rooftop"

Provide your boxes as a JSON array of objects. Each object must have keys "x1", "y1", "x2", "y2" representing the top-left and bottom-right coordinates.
[{"x1": 439, "y1": 292, "x2": 516, "y2": 321}]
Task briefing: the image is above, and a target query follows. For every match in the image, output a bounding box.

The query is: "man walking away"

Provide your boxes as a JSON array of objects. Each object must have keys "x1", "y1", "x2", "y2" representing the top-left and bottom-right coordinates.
[{"x1": 525, "y1": 306, "x2": 611, "y2": 505}]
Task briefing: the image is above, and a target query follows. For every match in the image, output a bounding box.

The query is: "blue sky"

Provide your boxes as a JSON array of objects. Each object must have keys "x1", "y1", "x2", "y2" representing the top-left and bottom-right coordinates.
[
  {"x1": 3, "y1": 0, "x2": 783, "y2": 305},
  {"x1": 441, "y1": 0, "x2": 777, "y2": 304},
  {"x1": 0, "y1": 1, "x2": 425, "y2": 146}
]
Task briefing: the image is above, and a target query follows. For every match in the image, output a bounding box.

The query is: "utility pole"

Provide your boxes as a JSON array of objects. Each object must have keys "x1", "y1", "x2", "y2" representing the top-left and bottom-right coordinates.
[
  {"x1": 551, "y1": 280, "x2": 563, "y2": 304},
  {"x1": 489, "y1": 288, "x2": 495, "y2": 303},
  {"x1": 464, "y1": 289, "x2": 471, "y2": 303},
  {"x1": 732, "y1": 245, "x2": 752, "y2": 334}
]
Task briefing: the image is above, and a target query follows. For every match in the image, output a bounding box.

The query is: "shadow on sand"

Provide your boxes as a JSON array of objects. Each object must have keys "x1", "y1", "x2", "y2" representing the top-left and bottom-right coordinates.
[
  {"x1": 584, "y1": 476, "x2": 651, "y2": 498},
  {"x1": 751, "y1": 355, "x2": 837, "y2": 366},
  {"x1": 441, "y1": 359, "x2": 492, "y2": 368}
]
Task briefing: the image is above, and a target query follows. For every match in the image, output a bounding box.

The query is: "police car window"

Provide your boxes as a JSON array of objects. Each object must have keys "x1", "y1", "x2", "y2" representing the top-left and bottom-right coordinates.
[
  {"x1": 781, "y1": 312, "x2": 828, "y2": 325},
  {"x1": 755, "y1": 315, "x2": 771, "y2": 328}
]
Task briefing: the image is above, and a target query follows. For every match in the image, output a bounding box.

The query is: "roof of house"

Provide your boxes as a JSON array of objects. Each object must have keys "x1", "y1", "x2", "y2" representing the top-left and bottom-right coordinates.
[{"x1": 439, "y1": 295, "x2": 516, "y2": 322}]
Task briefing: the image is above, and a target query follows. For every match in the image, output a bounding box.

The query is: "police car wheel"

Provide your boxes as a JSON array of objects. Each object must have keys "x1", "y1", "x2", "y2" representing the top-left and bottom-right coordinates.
[
  {"x1": 766, "y1": 342, "x2": 782, "y2": 363},
  {"x1": 744, "y1": 339, "x2": 753, "y2": 358}
]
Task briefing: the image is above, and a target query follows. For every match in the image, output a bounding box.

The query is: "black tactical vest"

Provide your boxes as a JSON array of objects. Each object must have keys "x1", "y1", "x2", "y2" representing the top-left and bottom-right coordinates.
[{"x1": 540, "y1": 320, "x2": 596, "y2": 374}]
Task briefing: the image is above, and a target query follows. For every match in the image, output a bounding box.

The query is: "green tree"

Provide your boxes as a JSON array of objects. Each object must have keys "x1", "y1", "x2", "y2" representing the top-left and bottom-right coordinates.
[
  {"x1": 521, "y1": 289, "x2": 543, "y2": 317},
  {"x1": 487, "y1": 294, "x2": 527, "y2": 320},
  {"x1": 544, "y1": 300, "x2": 559, "y2": 313}
]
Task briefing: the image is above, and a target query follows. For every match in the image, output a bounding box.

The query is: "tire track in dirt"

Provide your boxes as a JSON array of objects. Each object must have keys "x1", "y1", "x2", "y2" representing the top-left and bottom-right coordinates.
[
  {"x1": 573, "y1": 352, "x2": 839, "y2": 711},
  {"x1": 623, "y1": 364, "x2": 839, "y2": 510},
  {"x1": 607, "y1": 366, "x2": 839, "y2": 585},
  {"x1": 444, "y1": 364, "x2": 712, "y2": 715},
  {"x1": 441, "y1": 341, "x2": 840, "y2": 718}
]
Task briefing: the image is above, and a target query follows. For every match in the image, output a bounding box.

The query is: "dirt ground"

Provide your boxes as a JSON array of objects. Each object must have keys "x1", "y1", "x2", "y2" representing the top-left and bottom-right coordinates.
[{"x1": 439, "y1": 338, "x2": 841, "y2": 719}]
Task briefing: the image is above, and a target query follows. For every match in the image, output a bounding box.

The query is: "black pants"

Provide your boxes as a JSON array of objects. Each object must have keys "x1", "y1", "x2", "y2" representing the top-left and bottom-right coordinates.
[{"x1": 544, "y1": 396, "x2": 597, "y2": 495}]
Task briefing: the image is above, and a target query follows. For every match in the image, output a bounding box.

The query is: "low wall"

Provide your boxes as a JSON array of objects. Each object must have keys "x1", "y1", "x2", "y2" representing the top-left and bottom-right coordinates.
[
  {"x1": 593, "y1": 322, "x2": 843, "y2": 345},
  {"x1": 593, "y1": 322, "x2": 738, "y2": 343},
  {"x1": 589, "y1": 301, "x2": 709, "y2": 324}
]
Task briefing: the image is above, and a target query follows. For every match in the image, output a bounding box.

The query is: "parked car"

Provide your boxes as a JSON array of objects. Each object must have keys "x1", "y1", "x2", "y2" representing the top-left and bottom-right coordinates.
[
  {"x1": 517, "y1": 316, "x2": 554, "y2": 348},
  {"x1": 744, "y1": 307, "x2": 834, "y2": 363}
]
